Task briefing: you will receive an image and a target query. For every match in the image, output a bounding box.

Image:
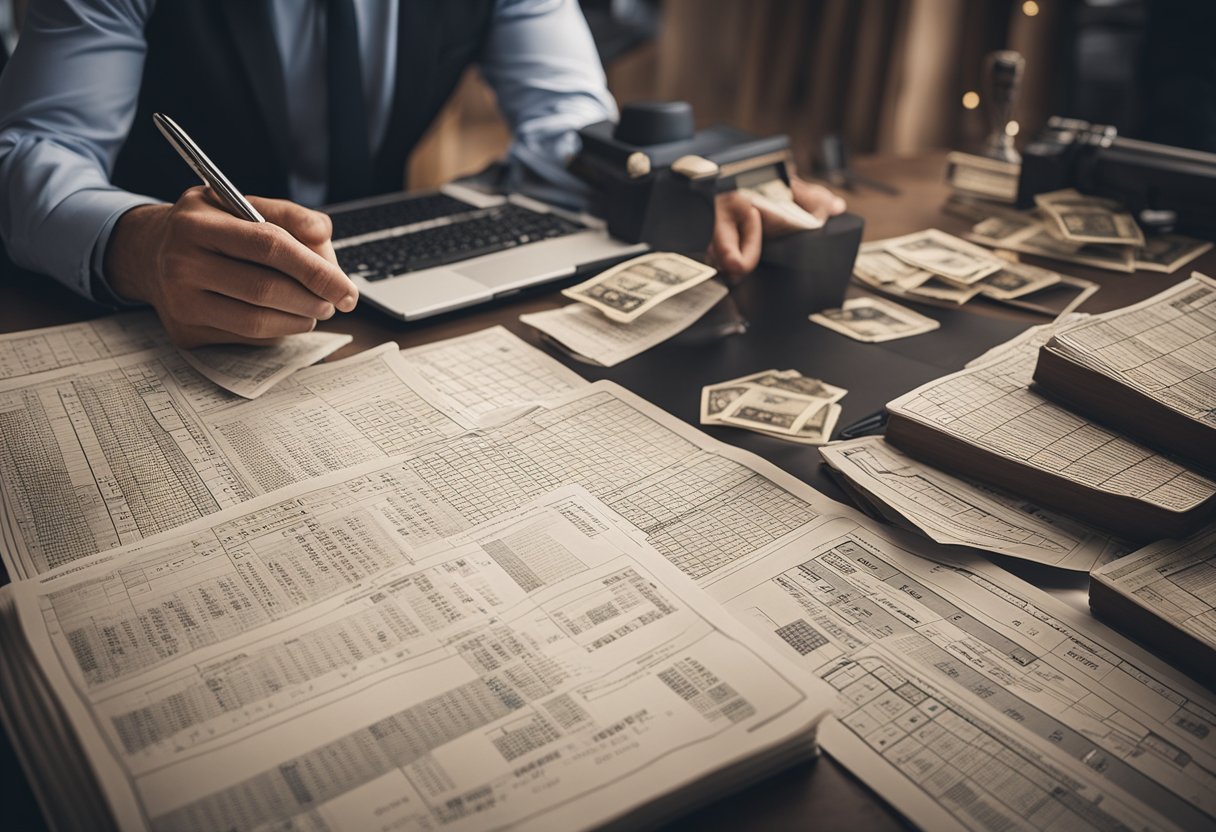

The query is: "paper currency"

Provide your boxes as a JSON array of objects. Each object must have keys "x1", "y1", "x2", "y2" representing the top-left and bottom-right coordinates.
[
  {"x1": 522, "y1": 280, "x2": 727, "y2": 367},
  {"x1": 700, "y1": 369, "x2": 845, "y2": 444},
  {"x1": 967, "y1": 214, "x2": 1136, "y2": 273},
  {"x1": 561, "y1": 252, "x2": 718, "y2": 323},
  {"x1": 1134, "y1": 234, "x2": 1214, "y2": 273},
  {"x1": 904, "y1": 277, "x2": 982, "y2": 304},
  {"x1": 883, "y1": 229, "x2": 1003, "y2": 283},
  {"x1": 741, "y1": 178, "x2": 824, "y2": 231},
  {"x1": 853, "y1": 247, "x2": 935, "y2": 290},
  {"x1": 1035, "y1": 188, "x2": 1145, "y2": 246},
  {"x1": 809, "y1": 296, "x2": 940, "y2": 342},
  {"x1": 719, "y1": 387, "x2": 827, "y2": 435},
  {"x1": 974, "y1": 260, "x2": 1061, "y2": 299}
]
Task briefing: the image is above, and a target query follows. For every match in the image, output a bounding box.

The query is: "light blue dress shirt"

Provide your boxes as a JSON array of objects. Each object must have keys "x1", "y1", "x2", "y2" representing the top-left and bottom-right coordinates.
[{"x1": 0, "y1": 0, "x2": 616, "y2": 302}]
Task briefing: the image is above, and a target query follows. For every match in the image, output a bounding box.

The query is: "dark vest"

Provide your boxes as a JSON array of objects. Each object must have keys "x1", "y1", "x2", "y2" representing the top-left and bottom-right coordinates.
[{"x1": 112, "y1": 0, "x2": 496, "y2": 203}]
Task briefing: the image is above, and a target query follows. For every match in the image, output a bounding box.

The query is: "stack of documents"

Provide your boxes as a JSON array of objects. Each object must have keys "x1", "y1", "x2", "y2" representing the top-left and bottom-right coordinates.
[
  {"x1": 1032, "y1": 273, "x2": 1216, "y2": 470},
  {"x1": 2, "y1": 317, "x2": 1214, "y2": 832},
  {"x1": 883, "y1": 313, "x2": 1216, "y2": 540},
  {"x1": 944, "y1": 151, "x2": 1020, "y2": 204},
  {"x1": 820, "y1": 435, "x2": 1130, "y2": 571},
  {"x1": 1090, "y1": 524, "x2": 1216, "y2": 689}
]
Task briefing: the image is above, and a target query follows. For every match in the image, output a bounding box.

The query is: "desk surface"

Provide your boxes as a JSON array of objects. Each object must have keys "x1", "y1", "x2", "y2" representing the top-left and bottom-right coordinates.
[{"x1": 2, "y1": 152, "x2": 1213, "y2": 831}]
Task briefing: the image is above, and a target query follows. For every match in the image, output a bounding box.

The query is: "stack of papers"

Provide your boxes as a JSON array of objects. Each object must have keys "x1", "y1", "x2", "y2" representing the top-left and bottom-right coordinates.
[{"x1": 1, "y1": 318, "x2": 1213, "y2": 832}]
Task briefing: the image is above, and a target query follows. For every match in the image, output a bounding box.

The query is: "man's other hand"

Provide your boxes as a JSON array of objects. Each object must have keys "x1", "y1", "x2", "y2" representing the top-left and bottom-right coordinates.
[
  {"x1": 709, "y1": 176, "x2": 846, "y2": 278},
  {"x1": 105, "y1": 187, "x2": 359, "y2": 348}
]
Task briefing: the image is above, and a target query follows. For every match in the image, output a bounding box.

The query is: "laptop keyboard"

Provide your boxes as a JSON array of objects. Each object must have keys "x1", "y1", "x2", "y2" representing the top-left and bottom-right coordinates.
[
  {"x1": 336, "y1": 203, "x2": 584, "y2": 282},
  {"x1": 328, "y1": 193, "x2": 473, "y2": 239}
]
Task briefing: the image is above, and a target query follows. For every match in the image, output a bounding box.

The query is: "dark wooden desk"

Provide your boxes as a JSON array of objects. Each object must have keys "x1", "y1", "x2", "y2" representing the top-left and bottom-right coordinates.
[{"x1": 2, "y1": 153, "x2": 1213, "y2": 831}]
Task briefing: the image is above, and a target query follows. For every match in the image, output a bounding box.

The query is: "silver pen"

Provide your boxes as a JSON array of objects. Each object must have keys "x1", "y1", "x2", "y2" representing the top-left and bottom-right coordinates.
[{"x1": 153, "y1": 112, "x2": 266, "y2": 223}]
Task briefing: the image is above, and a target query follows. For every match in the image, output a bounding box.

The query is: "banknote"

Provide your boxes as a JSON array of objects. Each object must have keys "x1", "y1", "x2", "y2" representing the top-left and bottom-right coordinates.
[
  {"x1": 699, "y1": 370, "x2": 777, "y2": 422},
  {"x1": 746, "y1": 402, "x2": 841, "y2": 445},
  {"x1": 749, "y1": 371, "x2": 847, "y2": 403},
  {"x1": 810, "y1": 296, "x2": 941, "y2": 342},
  {"x1": 853, "y1": 247, "x2": 936, "y2": 290},
  {"x1": 700, "y1": 370, "x2": 842, "y2": 421},
  {"x1": 1134, "y1": 234, "x2": 1214, "y2": 274},
  {"x1": 718, "y1": 387, "x2": 828, "y2": 435},
  {"x1": 741, "y1": 178, "x2": 824, "y2": 231},
  {"x1": 883, "y1": 229, "x2": 1003, "y2": 283},
  {"x1": 904, "y1": 277, "x2": 982, "y2": 305},
  {"x1": 701, "y1": 370, "x2": 846, "y2": 443},
  {"x1": 974, "y1": 260, "x2": 1060, "y2": 300},
  {"x1": 966, "y1": 213, "x2": 1044, "y2": 247},
  {"x1": 1035, "y1": 188, "x2": 1145, "y2": 246},
  {"x1": 561, "y1": 252, "x2": 718, "y2": 323},
  {"x1": 967, "y1": 216, "x2": 1136, "y2": 273}
]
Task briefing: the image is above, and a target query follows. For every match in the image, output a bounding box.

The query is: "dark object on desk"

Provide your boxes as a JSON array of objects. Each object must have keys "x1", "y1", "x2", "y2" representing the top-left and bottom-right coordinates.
[
  {"x1": 981, "y1": 51, "x2": 1024, "y2": 164},
  {"x1": 837, "y1": 409, "x2": 888, "y2": 440},
  {"x1": 574, "y1": 102, "x2": 790, "y2": 251},
  {"x1": 818, "y1": 135, "x2": 899, "y2": 195},
  {"x1": 758, "y1": 213, "x2": 864, "y2": 315},
  {"x1": 1017, "y1": 116, "x2": 1216, "y2": 240}
]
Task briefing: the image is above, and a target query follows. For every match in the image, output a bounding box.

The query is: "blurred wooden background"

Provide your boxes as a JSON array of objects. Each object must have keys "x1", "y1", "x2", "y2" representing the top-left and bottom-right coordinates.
[{"x1": 409, "y1": 0, "x2": 1064, "y2": 189}]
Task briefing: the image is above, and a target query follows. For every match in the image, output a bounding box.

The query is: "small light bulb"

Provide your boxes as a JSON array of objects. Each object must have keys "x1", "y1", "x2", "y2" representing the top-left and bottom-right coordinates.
[
  {"x1": 962, "y1": 91, "x2": 981, "y2": 110},
  {"x1": 1022, "y1": 1, "x2": 1040, "y2": 16},
  {"x1": 1005, "y1": 120, "x2": 1020, "y2": 137}
]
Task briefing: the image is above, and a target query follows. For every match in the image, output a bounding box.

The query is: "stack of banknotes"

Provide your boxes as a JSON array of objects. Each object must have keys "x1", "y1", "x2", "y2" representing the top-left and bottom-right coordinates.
[
  {"x1": 853, "y1": 227, "x2": 1063, "y2": 305},
  {"x1": 700, "y1": 369, "x2": 845, "y2": 445},
  {"x1": 963, "y1": 189, "x2": 1212, "y2": 274}
]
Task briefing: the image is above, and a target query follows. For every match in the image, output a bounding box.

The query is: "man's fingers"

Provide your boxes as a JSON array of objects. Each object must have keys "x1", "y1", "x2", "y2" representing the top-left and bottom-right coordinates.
[
  {"x1": 199, "y1": 216, "x2": 358, "y2": 310},
  {"x1": 736, "y1": 198, "x2": 763, "y2": 270},
  {"x1": 711, "y1": 193, "x2": 762, "y2": 276},
  {"x1": 249, "y1": 196, "x2": 334, "y2": 247},
  {"x1": 193, "y1": 292, "x2": 318, "y2": 340},
  {"x1": 198, "y1": 258, "x2": 336, "y2": 320},
  {"x1": 251, "y1": 198, "x2": 340, "y2": 265},
  {"x1": 791, "y1": 179, "x2": 846, "y2": 221}
]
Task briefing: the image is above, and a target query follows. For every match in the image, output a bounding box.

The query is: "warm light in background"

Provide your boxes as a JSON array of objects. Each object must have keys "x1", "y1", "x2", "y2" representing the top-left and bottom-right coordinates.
[
  {"x1": 1022, "y1": 1, "x2": 1040, "y2": 16},
  {"x1": 962, "y1": 91, "x2": 981, "y2": 110},
  {"x1": 1005, "y1": 120, "x2": 1020, "y2": 137}
]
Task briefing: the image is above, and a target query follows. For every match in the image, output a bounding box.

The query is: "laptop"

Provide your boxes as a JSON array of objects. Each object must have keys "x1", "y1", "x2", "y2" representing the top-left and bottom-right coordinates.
[{"x1": 325, "y1": 184, "x2": 647, "y2": 320}]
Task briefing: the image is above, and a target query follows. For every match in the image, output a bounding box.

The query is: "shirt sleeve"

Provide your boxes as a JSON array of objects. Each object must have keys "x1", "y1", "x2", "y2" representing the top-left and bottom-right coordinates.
[
  {"x1": 479, "y1": 0, "x2": 617, "y2": 207},
  {"x1": 0, "y1": 0, "x2": 160, "y2": 304}
]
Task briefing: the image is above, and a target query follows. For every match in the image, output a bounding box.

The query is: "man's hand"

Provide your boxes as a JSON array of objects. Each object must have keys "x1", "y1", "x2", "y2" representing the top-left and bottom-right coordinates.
[
  {"x1": 105, "y1": 187, "x2": 359, "y2": 348},
  {"x1": 709, "y1": 176, "x2": 846, "y2": 278}
]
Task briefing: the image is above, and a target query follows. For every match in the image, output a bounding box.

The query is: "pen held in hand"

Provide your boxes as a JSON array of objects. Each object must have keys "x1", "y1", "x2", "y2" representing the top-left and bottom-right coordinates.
[{"x1": 153, "y1": 112, "x2": 266, "y2": 223}]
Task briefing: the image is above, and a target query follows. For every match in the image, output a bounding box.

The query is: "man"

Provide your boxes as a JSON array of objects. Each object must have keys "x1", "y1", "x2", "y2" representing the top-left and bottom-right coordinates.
[{"x1": 0, "y1": 0, "x2": 844, "y2": 347}]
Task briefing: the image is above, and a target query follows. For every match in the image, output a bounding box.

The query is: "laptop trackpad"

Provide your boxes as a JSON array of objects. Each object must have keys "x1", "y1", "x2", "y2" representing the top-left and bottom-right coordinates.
[{"x1": 366, "y1": 269, "x2": 494, "y2": 318}]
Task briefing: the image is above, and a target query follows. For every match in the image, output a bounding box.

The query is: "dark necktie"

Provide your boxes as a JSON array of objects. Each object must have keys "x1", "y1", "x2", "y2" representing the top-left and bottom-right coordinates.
[{"x1": 326, "y1": 0, "x2": 374, "y2": 202}]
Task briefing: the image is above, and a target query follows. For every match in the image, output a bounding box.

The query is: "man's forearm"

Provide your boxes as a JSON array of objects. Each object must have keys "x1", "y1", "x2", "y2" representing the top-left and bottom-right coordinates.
[
  {"x1": 0, "y1": 0, "x2": 155, "y2": 302},
  {"x1": 0, "y1": 134, "x2": 162, "y2": 300}
]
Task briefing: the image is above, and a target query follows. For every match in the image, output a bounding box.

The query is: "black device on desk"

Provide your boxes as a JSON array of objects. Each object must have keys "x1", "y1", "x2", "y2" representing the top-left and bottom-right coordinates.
[
  {"x1": 573, "y1": 101, "x2": 789, "y2": 252},
  {"x1": 1018, "y1": 116, "x2": 1216, "y2": 239},
  {"x1": 573, "y1": 102, "x2": 864, "y2": 313}
]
